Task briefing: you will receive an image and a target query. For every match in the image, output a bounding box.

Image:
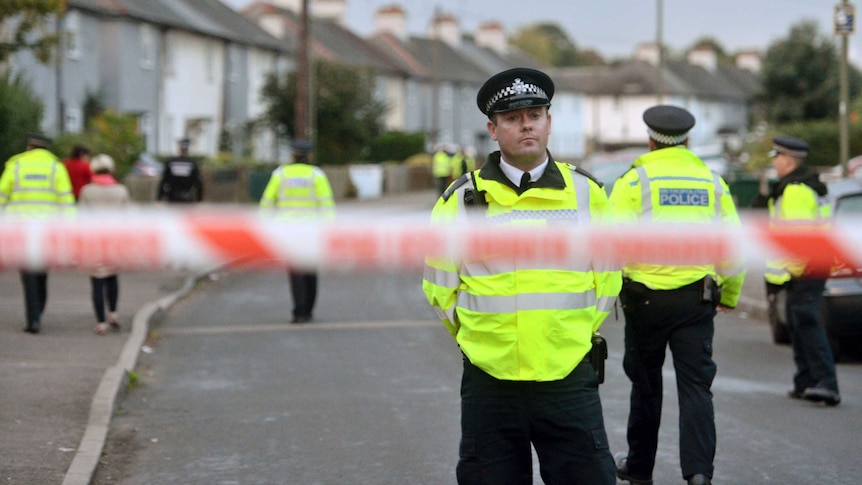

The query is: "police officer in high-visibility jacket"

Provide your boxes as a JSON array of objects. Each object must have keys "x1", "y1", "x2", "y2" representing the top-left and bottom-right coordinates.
[
  {"x1": 765, "y1": 136, "x2": 840, "y2": 406},
  {"x1": 0, "y1": 133, "x2": 75, "y2": 334},
  {"x1": 423, "y1": 67, "x2": 621, "y2": 484},
  {"x1": 608, "y1": 106, "x2": 745, "y2": 485},
  {"x1": 260, "y1": 139, "x2": 334, "y2": 324},
  {"x1": 432, "y1": 145, "x2": 454, "y2": 195}
]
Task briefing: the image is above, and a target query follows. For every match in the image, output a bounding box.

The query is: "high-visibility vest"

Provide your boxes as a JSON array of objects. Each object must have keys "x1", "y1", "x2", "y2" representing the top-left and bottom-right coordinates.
[
  {"x1": 0, "y1": 148, "x2": 75, "y2": 218},
  {"x1": 423, "y1": 152, "x2": 621, "y2": 381},
  {"x1": 432, "y1": 151, "x2": 452, "y2": 178},
  {"x1": 765, "y1": 179, "x2": 830, "y2": 284},
  {"x1": 607, "y1": 146, "x2": 746, "y2": 307},
  {"x1": 259, "y1": 163, "x2": 334, "y2": 219},
  {"x1": 450, "y1": 152, "x2": 476, "y2": 179}
]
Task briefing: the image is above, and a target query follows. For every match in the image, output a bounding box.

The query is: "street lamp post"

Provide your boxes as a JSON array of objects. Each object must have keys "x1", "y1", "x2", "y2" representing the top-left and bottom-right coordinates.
[{"x1": 835, "y1": 1, "x2": 855, "y2": 177}]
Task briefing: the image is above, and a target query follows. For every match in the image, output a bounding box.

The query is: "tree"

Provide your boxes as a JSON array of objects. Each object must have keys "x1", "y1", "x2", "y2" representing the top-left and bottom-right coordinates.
[
  {"x1": 0, "y1": 0, "x2": 65, "y2": 64},
  {"x1": 759, "y1": 21, "x2": 862, "y2": 123},
  {"x1": 261, "y1": 59, "x2": 386, "y2": 165},
  {"x1": 509, "y1": 22, "x2": 604, "y2": 67},
  {"x1": 686, "y1": 37, "x2": 733, "y2": 64},
  {"x1": 0, "y1": 71, "x2": 44, "y2": 164}
]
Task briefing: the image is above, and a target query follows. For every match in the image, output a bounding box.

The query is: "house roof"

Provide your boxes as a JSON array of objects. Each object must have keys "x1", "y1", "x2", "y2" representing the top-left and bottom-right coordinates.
[
  {"x1": 458, "y1": 42, "x2": 548, "y2": 78},
  {"x1": 401, "y1": 36, "x2": 489, "y2": 84},
  {"x1": 69, "y1": 0, "x2": 287, "y2": 52},
  {"x1": 242, "y1": 2, "x2": 405, "y2": 75}
]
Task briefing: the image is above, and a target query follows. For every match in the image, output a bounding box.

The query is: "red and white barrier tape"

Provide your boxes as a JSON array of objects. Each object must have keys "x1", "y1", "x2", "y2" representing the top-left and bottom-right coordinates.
[{"x1": 1, "y1": 209, "x2": 860, "y2": 276}]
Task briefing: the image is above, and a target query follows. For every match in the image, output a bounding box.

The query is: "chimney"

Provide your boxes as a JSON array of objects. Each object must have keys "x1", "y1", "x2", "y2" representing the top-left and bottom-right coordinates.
[
  {"x1": 735, "y1": 50, "x2": 761, "y2": 73},
  {"x1": 315, "y1": 0, "x2": 346, "y2": 24},
  {"x1": 374, "y1": 4, "x2": 407, "y2": 40},
  {"x1": 476, "y1": 21, "x2": 507, "y2": 55},
  {"x1": 634, "y1": 43, "x2": 661, "y2": 66},
  {"x1": 429, "y1": 12, "x2": 460, "y2": 47},
  {"x1": 687, "y1": 46, "x2": 717, "y2": 72}
]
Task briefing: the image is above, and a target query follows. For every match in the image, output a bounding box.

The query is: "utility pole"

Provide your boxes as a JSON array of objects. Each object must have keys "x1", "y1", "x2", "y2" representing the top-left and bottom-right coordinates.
[
  {"x1": 656, "y1": 0, "x2": 664, "y2": 104},
  {"x1": 835, "y1": 1, "x2": 855, "y2": 177},
  {"x1": 431, "y1": 5, "x2": 441, "y2": 146},
  {"x1": 295, "y1": 0, "x2": 311, "y2": 143}
]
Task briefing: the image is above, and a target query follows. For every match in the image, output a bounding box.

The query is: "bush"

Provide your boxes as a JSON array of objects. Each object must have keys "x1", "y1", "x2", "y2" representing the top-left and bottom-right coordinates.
[
  {"x1": 367, "y1": 131, "x2": 427, "y2": 163},
  {"x1": 0, "y1": 72, "x2": 44, "y2": 164},
  {"x1": 53, "y1": 109, "x2": 145, "y2": 178},
  {"x1": 745, "y1": 120, "x2": 862, "y2": 170}
]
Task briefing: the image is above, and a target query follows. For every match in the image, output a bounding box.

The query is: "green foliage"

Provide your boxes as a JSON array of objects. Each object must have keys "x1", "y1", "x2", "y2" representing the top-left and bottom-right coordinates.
[
  {"x1": 0, "y1": 71, "x2": 44, "y2": 163},
  {"x1": 509, "y1": 22, "x2": 603, "y2": 67},
  {"x1": 261, "y1": 59, "x2": 387, "y2": 165},
  {"x1": 53, "y1": 109, "x2": 145, "y2": 178},
  {"x1": 367, "y1": 131, "x2": 426, "y2": 163},
  {"x1": 745, "y1": 120, "x2": 862, "y2": 170},
  {"x1": 0, "y1": 0, "x2": 65, "y2": 63},
  {"x1": 759, "y1": 21, "x2": 862, "y2": 123}
]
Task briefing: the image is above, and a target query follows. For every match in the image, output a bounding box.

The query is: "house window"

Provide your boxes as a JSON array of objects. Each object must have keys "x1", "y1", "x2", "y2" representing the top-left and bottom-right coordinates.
[
  {"x1": 140, "y1": 24, "x2": 156, "y2": 70},
  {"x1": 65, "y1": 11, "x2": 82, "y2": 60},
  {"x1": 205, "y1": 43, "x2": 215, "y2": 82},
  {"x1": 227, "y1": 45, "x2": 240, "y2": 83}
]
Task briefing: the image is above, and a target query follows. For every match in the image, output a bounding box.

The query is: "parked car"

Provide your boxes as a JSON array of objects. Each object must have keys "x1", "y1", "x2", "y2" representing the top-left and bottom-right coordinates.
[
  {"x1": 766, "y1": 177, "x2": 862, "y2": 360},
  {"x1": 131, "y1": 152, "x2": 164, "y2": 178}
]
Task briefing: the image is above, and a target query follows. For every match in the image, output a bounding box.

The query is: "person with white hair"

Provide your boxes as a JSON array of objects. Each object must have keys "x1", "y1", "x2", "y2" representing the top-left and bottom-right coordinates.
[{"x1": 78, "y1": 153, "x2": 131, "y2": 334}]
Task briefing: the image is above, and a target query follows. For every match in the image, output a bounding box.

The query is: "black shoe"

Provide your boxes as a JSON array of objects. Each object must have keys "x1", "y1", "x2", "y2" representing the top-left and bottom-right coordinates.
[
  {"x1": 25, "y1": 322, "x2": 40, "y2": 334},
  {"x1": 803, "y1": 387, "x2": 841, "y2": 406},
  {"x1": 290, "y1": 316, "x2": 312, "y2": 324},
  {"x1": 687, "y1": 474, "x2": 712, "y2": 485},
  {"x1": 787, "y1": 389, "x2": 804, "y2": 399},
  {"x1": 614, "y1": 452, "x2": 653, "y2": 485}
]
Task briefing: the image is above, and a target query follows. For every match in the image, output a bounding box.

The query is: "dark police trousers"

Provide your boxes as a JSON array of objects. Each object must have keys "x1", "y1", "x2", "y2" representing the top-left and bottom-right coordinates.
[
  {"x1": 288, "y1": 270, "x2": 317, "y2": 320},
  {"x1": 20, "y1": 271, "x2": 48, "y2": 326},
  {"x1": 620, "y1": 279, "x2": 717, "y2": 480},
  {"x1": 786, "y1": 278, "x2": 839, "y2": 393},
  {"x1": 457, "y1": 358, "x2": 616, "y2": 485}
]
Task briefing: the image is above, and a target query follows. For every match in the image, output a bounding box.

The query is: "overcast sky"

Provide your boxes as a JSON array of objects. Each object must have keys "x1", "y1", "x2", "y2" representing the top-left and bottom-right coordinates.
[{"x1": 224, "y1": 0, "x2": 859, "y2": 63}]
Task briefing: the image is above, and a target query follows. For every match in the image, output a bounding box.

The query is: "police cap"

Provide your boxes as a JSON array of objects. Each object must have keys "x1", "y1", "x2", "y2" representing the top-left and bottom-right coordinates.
[
  {"x1": 643, "y1": 105, "x2": 695, "y2": 146},
  {"x1": 771, "y1": 136, "x2": 809, "y2": 159},
  {"x1": 178, "y1": 138, "x2": 191, "y2": 149},
  {"x1": 291, "y1": 139, "x2": 313, "y2": 155},
  {"x1": 26, "y1": 133, "x2": 52, "y2": 149},
  {"x1": 476, "y1": 67, "x2": 554, "y2": 117}
]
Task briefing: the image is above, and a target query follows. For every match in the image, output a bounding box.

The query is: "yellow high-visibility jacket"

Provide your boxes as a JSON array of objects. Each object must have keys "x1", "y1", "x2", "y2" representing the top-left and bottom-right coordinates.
[
  {"x1": 607, "y1": 146, "x2": 746, "y2": 307},
  {"x1": 0, "y1": 148, "x2": 75, "y2": 217},
  {"x1": 450, "y1": 152, "x2": 476, "y2": 179},
  {"x1": 423, "y1": 151, "x2": 621, "y2": 382},
  {"x1": 432, "y1": 150, "x2": 452, "y2": 178},
  {"x1": 765, "y1": 167, "x2": 830, "y2": 285},
  {"x1": 259, "y1": 163, "x2": 335, "y2": 220}
]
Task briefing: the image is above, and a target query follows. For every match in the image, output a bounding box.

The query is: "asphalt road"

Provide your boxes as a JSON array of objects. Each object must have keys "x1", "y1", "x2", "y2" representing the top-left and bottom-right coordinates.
[{"x1": 91, "y1": 265, "x2": 862, "y2": 485}]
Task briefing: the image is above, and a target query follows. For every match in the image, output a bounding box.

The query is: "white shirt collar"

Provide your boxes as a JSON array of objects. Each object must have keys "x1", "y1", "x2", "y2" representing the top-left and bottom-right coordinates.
[{"x1": 499, "y1": 156, "x2": 549, "y2": 187}]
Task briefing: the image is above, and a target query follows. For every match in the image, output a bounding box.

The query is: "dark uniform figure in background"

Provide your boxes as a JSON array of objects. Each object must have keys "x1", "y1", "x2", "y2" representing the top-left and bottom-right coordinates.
[
  {"x1": 423, "y1": 67, "x2": 621, "y2": 485},
  {"x1": 764, "y1": 136, "x2": 840, "y2": 406},
  {"x1": 608, "y1": 106, "x2": 746, "y2": 485},
  {"x1": 157, "y1": 138, "x2": 203, "y2": 203}
]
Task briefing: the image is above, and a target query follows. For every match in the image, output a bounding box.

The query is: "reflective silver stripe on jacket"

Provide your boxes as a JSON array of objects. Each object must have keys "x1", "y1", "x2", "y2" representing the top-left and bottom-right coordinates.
[
  {"x1": 423, "y1": 265, "x2": 461, "y2": 290},
  {"x1": 457, "y1": 290, "x2": 597, "y2": 313}
]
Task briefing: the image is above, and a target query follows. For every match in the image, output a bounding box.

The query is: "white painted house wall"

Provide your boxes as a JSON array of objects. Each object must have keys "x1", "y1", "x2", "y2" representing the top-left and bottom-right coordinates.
[{"x1": 161, "y1": 30, "x2": 225, "y2": 156}]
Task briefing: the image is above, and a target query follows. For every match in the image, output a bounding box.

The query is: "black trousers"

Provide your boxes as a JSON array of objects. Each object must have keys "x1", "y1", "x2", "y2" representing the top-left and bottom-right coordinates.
[
  {"x1": 786, "y1": 278, "x2": 838, "y2": 393},
  {"x1": 457, "y1": 359, "x2": 616, "y2": 485},
  {"x1": 288, "y1": 270, "x2": 317, "y2": 319},
  {"x1": 90, "y1": 275, "x2": 119, "y2": 323},
  {"x1": 619, "y1": 279, "x2": 717, "y2": 481},
  {"x1": 20, "y1": 271, "x2": 48, "y2": 326}
]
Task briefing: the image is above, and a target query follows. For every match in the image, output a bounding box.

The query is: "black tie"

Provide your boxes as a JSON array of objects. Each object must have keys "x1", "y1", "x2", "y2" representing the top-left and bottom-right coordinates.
[{"x1": 520, "y1": 172, "x2": 531, "y2": 188}]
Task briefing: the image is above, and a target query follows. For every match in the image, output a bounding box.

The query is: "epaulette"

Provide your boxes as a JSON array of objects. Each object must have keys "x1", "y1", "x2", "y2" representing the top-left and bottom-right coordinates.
[
  {"x1": 442, "y1": 174, "x2": 471, "y2": 202},
  {"x1": 565, "y1": 163, "x2": 604, "y2": 189}
]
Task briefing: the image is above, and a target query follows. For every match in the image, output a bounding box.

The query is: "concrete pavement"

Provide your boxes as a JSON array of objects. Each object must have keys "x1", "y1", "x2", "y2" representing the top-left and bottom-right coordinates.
[{"x1": 0, "y1": 188, "x2": 769, "y2": 484}]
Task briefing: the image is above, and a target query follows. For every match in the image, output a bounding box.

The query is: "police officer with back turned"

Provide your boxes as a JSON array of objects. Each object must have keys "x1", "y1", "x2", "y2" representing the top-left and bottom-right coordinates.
[
  {"x1": 608, "y1": 105, "x2": 746, "y2": 485},
  {"x1": 157, "y1": 137, "x2": 203, "y2": 203},
  {"x1": 423, "y1": 67, "x2": 621, "y2": 484}
]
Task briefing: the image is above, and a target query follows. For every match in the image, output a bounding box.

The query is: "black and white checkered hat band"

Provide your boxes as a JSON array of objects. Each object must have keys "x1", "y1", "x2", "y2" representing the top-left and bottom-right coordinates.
[
  {"x1": 773, "y1": 147, "x2": 808, "y2": 158},
  {"x1": 647, "y1": 127, "x2": 688, "y2": 145},
  {"x1": 485, "y1": 82, "x2": 548, "y2": 113}
]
